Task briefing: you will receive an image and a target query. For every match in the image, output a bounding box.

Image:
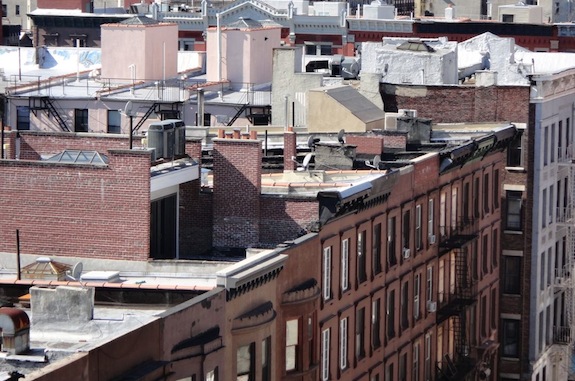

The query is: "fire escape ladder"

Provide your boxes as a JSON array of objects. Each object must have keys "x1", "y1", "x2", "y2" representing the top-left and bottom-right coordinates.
[
  {"x1": 554, "y1": 156, "x2": 575, "y2": 346},
  {"x1": 41, "y1": 98, "x2": 70, "y2": 132},
  {"x1": 227, "y1": 104, "x2": 249, "y2": 127}
]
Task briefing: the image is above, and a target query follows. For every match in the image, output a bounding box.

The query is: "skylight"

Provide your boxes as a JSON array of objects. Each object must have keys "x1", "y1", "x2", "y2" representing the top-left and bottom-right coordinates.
[{"x1": 45, "y1": 150, "x2": 109, "y2": 165}]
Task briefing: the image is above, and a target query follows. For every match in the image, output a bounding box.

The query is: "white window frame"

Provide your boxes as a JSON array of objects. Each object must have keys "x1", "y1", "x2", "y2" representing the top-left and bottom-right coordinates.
[
  {"x1": 426, "y1": 266, "x2": 433, "y2": 303},
  {"x1": 416, "y1": 204, "x2": 422, "y2": 250},
  {"x1": 440, "y1": 192, "x2": 446, "y2": 236},
  {"x1": 413, "y1": 342, "x2": 420, "y2": 381},
  {"x1": 286, "y1": 319, "x2": 299, "y2": 371},
  {"x1": 340, "y1": 317, "x2": 348, "y2": 370},
  {"x1": 322, "y1": 328, "x2": 330, "y2": 381},
  {"x1": 341, "y1": 238, "x2": 349, "y2": 292},
  {"x1": 425, "y1": 333, "x2": 431, "y2": 381},
  {"x1": 414, "y1": 273, "x2": 420, "y2": 320},
  {"x1": 428, "y1": 199, "x2": 434, "y2": 238},
  {"x1": 323, "y1": 246, "x2": 332, "y2": 300}
]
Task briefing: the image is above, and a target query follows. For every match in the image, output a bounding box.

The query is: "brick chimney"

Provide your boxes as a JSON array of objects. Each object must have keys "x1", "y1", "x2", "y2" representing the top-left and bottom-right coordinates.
[
  {"x1": 284, "y1": 127, "x2": 297, "y2": 171},
  {"x1": 213, "y1": 132, "x2": 262, "y2": 248}
]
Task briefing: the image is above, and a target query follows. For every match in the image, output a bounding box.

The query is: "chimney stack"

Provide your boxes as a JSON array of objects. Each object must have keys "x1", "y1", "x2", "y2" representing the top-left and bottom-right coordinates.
[
  {"x1": 212, "y1": 131, "x2": 262, "y2": 248},
  {"x1": 284, "y1": 126, "x2": 297, "y2": 171}
]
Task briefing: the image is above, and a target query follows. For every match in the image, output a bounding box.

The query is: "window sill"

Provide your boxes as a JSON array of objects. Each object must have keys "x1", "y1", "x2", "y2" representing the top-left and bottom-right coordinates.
[
  {"x1": 501, "y1": 292, "x2": 521, "y2": 297},
  {"x1": 504, "y1": 230, "x2": 523, "y2": 235},
  {"x1": 505, "y1": 166, "x2": 526, "y2": 173},
  {"x1": 501, "y1": 356, "x2": 520, "y2": 362}
]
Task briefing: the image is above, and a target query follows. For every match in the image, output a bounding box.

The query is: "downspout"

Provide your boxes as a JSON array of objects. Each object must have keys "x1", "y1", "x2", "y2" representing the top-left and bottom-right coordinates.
[{"x1": 217, "y1": 13, "x2": 222, "y2": 82}]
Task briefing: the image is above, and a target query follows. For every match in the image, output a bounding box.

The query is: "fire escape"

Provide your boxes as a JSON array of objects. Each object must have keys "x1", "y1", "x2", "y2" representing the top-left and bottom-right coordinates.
[
  {"x1": 29, "y1": 96, "x2": 70, "y2": 132},
  {"x1": 553, "y1": 147, "x2": 575, "y2": 349},
  {"x1": 437, "y1": 217, "x2": 478, "y2": 381}
]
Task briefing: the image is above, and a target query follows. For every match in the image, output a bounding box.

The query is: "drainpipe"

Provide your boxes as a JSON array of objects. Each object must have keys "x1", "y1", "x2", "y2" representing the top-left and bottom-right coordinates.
[{"x1": 217, "y1": 13, "x2": 222, "y2": 82}]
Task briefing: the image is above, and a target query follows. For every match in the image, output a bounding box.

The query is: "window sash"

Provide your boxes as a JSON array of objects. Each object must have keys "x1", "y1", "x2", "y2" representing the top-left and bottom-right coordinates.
[
  {"x1": 341, "y1": 239, "x2": 349, "y2": 292},
  {"x1": 321, "y1": 329, "x2": 330, "y2": 381},
  {"x1": 323, "y1": 247, "x2": 332, "y2": 300}
]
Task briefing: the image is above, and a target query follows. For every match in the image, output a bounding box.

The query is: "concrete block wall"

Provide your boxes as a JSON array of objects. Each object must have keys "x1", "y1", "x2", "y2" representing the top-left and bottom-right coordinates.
[
  {"x1": 31, "y1": 286, "x2": 94, "y2": 323},
  {"x1": 212, "y1": 133, "x2": 262, "y2": 248}
]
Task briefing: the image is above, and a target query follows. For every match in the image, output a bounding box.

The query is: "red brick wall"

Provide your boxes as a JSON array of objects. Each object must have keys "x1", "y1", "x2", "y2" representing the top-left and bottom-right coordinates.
[
  {"x1": 283, "y1": 130, "x2": 297, "y2": 171},
  {"x1": 0, "y1": 150, "x2": 152, "y2": 261},
  {"x1": 382, "y1": 85, "x2": 530, "y2": 124},
  {"x1": 212, "y1": 137, "x2": 262, "y2": 248},
  {"x1": 37, "y1": 0, "x2": 91, "y2": 10},
  {"x1": 259, "y1": 197, "x2": 318, "y2": 246},
  {"x1": 346, "y1": 135, "x2": 384, "y2": 155}
]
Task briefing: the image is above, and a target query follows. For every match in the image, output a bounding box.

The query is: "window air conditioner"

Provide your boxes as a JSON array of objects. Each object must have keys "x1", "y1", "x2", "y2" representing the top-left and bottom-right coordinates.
[
  {"x1": 428, "y1": 235, "x2": 436, "y2": 244},
  {"x1": 402, "y1": 248, "x2": 411, "y2": 259},
  {"x1": 427, "y1": 301, "x2": 437, "y2": 312}
]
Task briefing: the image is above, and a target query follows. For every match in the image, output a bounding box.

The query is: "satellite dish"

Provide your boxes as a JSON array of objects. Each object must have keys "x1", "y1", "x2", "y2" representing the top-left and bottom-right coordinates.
[
  {"x1": 308, "y1": 135, "x2": 320, "y2": 149},
  {"x1": 373, "y1": 155, "x2": 381, "y2": 168},
  {"x1": 71, "y1": 262, "x2": 83, "y2": 280},
  {"x1": 297, "y1": 152, "x2": 313, "y2": 171},
  {"x1": 338, "y1": 129, "x2": 345, "y2": 145},
  {"x1": 124, "y1": 101, "x2": 134, "y2": 117}
]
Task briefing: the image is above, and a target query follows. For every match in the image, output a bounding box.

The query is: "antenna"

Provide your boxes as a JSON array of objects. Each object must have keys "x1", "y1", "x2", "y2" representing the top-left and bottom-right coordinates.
[{"x1": 338, "y1": 129, "x2": 345, "y2": 144}]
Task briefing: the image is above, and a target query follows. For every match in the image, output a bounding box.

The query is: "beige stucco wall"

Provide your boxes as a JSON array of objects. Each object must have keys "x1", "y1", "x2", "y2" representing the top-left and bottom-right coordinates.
[
  {"x1": 307, "y1": 89, "x2": 384, "y2": 133},
  {"x1": 101, "y1": 23, "x2": 178, "y2": 81},
  {"x1": 206, "y1": 27, "x2": 281, "y2": 85}
]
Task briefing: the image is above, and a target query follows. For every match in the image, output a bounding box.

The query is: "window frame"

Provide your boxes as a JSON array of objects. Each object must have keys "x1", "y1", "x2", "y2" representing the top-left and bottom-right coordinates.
[
  {"x1": 107, "y1": 109, "x2": 121, "y2": 134},
  {"x1": 321, "y1": 328, "x2": 330, "y2": 381},
  {"x1": 340, "y1": 317, "x2": 348, "y2": 370},
  {"x1": 74, "y1": 108, "x2": 89, "y2": 132},
  {"x1": 323, "y1": 246, "x2": 332, "y2": 301},
  {"x1": 341, "y1": 238, "x2": 349, "y2": 292}
]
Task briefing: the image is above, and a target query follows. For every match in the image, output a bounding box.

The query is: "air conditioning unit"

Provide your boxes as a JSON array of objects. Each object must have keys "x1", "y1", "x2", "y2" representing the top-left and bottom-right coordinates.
[
  {"x1": 427, "y1": 301, "x2": 437, "y2": 312},
  {"x1": 398, "y1": 108, "x2": 418, "y2": 118},
  {"x1": 402, "y1": 248, "x2": 411, "y2": 259},
  {"x1": 428, "y1": 235, "x2": 436, "y2": 245}
]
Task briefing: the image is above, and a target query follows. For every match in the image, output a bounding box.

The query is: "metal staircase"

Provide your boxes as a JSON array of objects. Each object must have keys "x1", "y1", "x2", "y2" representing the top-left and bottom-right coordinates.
[{"x1": 29, "y1": 96, "x2": 70, "y2": 132}]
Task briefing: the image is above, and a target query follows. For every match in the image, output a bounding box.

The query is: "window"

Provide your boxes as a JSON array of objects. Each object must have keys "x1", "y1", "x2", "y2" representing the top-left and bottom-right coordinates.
[
  {"x1": 416, "y1": 204, "x2": 422, "y2": 250},
  {"x1": 307, "y1": 315, "x2": 314, "y2": 365},
  {"x1": 481, "y1": 295, "x2": 487, "y2": 338},
  {"x1": 474, "y1": 178, "x2": 480, "y2": 217},
  {"x1": 206, "y1": 368, "x2": 217, "y2": 381},
  {"x1": 340, "y1": 317, "x2": 348, "y2": 370},
  {"x1": 413, "y1": 342, "x2": 420, "y2": 381},
  {"x1": 559, "y1": 121, "x2": 563, "y2": 159},
  {"x1": 440, "y1": 192, "x2": 446, "y2": 236},
  {"x1": 16, "y1": 106, "x2": 30, "y2": 130},
  {"x1": 463, "y1": 183, "x2": 470, "y2": 221},
  {"x1": 399, "y1": 352, "x2": 407, "y2": 381},
  {"x1": 482, "y1": 234, "x2": 489, "y2": 275},
  {"x1": 402, "y1": 210, "x2": 410, "y2": 257},
  {"x1": 414, "y1": 273, "x2": 421, "y2": 320},
  {"x1": 428, "y1": 199, "x2": 434, "y2": 241},
  {"x1": 385, "y1": 363, "x2": 394, "y2": 381},
  {"x1": 507, "y1": 130, "x2": 523, "y2": 167},
  {"x1": 401, "y1": 281, "x2": 409, "y2": 330},
  {"x1": 358, "y1": 231, "x2": 367, "y2": 284},
  {"x1": 323, "y1": 247, "x2": 332, "y2": 300},
  {"x1": 74, "y1": 109, "x2": 89, "y2": 132},
  {"x1": 387, "y1": 290, "x2": 396, "y2": 339},
  {"x1": 237, "y1": 343, "x2": 255, "y2": 381},
  {"x1": 341, "y1": 238, "x2": 349, "y2": 292},
  {"x1": 2, "y1": 4, "x2": 7, "y2": 16},
  {"x1": 438, "y1": 260, "x2": 445, "y2": 303},
  {"x1": 472, "y1": 240, "x2": 478, "y2": 280},
  {"x1": 15, "y1": 5, "x2": 20, "y2": 15},
  {"x1": 321, "y1": 328, "x2": 330, "y2": 381},
  {"x1": 388, "y1": 217, "x2": 397, "y2": 268},
  {"x1": 506, "y1": 191, "x2": 523, "y2": 230},
  {"x1": 356, "y1": 308, "x2": 365, "y2": 360},
  {"x1": 425, "y1": 333, "x2": 431, "y2": 381},
  {"x1": 107, "y1": 110, "x2": 121, "y2": 134},
  {"x1": 502, "y1": 319, "x2": 520, "y2": 357},
  {"x1": 540, "y1": 254, "x2": 545, "y2": 291},
  {"x1": 542, "y1": 188, "x2": 548, "y2": 228},
  {"x1": 451, "y1": 188, "x2": 458, "y2": 228},
  {"x1": 491, "y1": 288, "x2": 497, "y2": 330},
  {"x1": 426, "y1": 266, "x2": 433, "y2": 303},
  {"x1": 483, "y1": 173, "x2": 490, "y2": 214},
  {"x1": 492, "y1": 229, "x2": 498, "y2": 268},
  {"x1": 373, "y1": 223, "x2": 382, "y2": 275},
  {"x1": 286, "y1": 320, "x2": 298, "y2": 371},
  {"x1": 551, "y1": 124, "x2": 556, "y2": 163},
  {"x1": 262, "y1": 337, "x2": 271, "y2": 381},
  {"x1": 503, "y1": 256, "x2": 521, "y2": 294},
  {"x1": 549, "y1": 185, "x2": 554, "y2": 225},
  {"x1": 494, "y1": 169, "x2": 500, "y2": 209},
  {"x1": 544, "y1": 126, "x2": 549, "y2": 166},
  {"x1": 372, "y1": 299, "x2": 381, "y2": 349},
  {"x1": 502, "y1": 13, "x2": 514, "y2": 22}
]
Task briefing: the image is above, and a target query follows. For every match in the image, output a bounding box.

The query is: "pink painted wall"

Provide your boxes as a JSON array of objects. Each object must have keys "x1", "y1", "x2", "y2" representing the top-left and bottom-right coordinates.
[
  {"x1": 206, "y1": 26, "x2": 281, "y2": 85},
  {"x1": 101, "y1": 22, "x2": 178, "y2": 81}
]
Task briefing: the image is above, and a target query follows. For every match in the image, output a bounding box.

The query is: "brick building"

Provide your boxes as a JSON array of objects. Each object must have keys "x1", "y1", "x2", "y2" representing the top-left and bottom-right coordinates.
[
  {"x1": 380, "y1": 64, "x2": 575, "y2": 381},
  {"x1": 0, "y1": 121, "x2": 515, "y2": 381}
]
